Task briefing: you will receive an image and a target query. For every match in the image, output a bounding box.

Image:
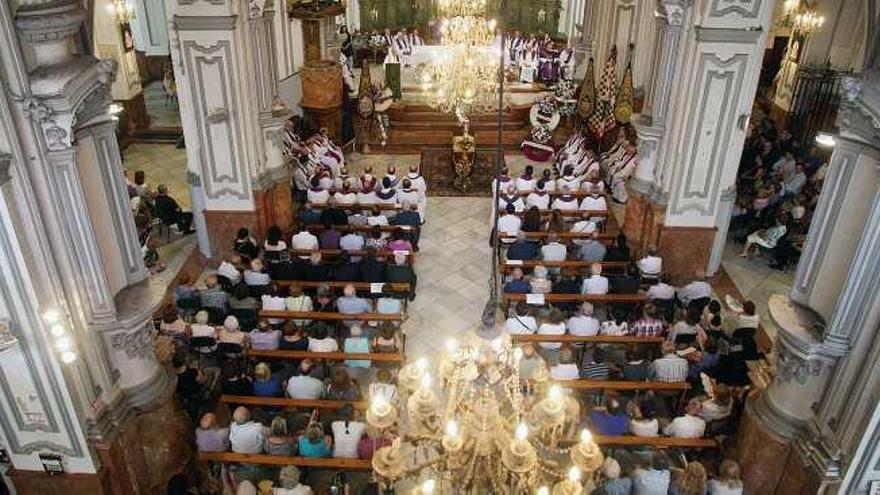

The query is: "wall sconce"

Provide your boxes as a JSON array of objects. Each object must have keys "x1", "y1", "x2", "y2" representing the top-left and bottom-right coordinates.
[
  {"x1": 38, "y1": 453, "x2": 64, "y2": 475},
  {"x1": 815, "y1": 132, "x2": 837, "y2": 148},
  {"x1": 111, "y1": 0, "x2": 136, "y2": 25},
  {"x1": 43, "y1": 309, "x2": 77, "y2": 364}
]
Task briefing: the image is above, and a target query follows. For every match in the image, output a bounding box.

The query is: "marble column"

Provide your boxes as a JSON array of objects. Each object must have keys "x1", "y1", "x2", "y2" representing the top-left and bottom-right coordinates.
[
  {"x1": 740, "y1": 71, "x2": 880, "y2": 494},
  {"x1": 172, "y1": 0, "x2": 295, "y2": 259}
]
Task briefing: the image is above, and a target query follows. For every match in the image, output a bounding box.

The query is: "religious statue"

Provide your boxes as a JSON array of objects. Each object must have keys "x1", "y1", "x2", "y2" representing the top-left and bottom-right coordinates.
[
  {"x1": 452, "y1": 121, "x2": 476, "y2": 192},
  {"x1": 372, "y1": 82, "x2": 394, "y2": 147}
]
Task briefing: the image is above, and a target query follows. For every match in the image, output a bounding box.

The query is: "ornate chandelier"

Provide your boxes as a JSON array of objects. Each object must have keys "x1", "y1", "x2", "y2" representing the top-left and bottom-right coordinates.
[
  {"x1": 416, "y1": 0, "x2": 501, "y2": 122},
  {"x1": 780, "y1": 0, "x2": 825, "y2": 34},
  {"x1": 367, "y1": 334, "x2": 605, "y2": 493}
]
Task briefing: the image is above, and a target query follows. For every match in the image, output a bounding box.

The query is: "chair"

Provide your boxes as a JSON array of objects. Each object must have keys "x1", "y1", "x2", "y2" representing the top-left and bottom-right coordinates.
[{"x1": 190, "y1": 336, "x2": 217, "y2": 367}]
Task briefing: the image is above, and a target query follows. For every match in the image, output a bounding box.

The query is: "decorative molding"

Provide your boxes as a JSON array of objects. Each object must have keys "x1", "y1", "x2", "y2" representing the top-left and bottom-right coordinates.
[
  {"x1": 249, "y1": 0, "x2": 267, "y2": 19},
  {"x1": 173, "y1": 15, "x2": 236, "y2": 30},
  {"x1": 205, "y1": 107, "x2": 229, "y2": 124},
  {"x1": 661, "y1": 0, "x2": 686, "y2": 26},
  {"x1": 669, "y1": 53, "x2": 747, "y2": 216},
  {"x1": 108, "y1": 324, "x2": 154, "y2": 360},
  {"x1": 776, "y1": 345, "x2": 824, "y2": 384},
  {"x1": 708, "y1": 0, "x2": 762, "y2": 19},
  {"x1": 14, "y1": 1, "x2": 86, "y2": 45},
  {"x1": 695, "y1": 26, "x2": 763, "y2": 43},
  {"x1": 187, "y1": 171, "x2": 202, "y2": 187}
]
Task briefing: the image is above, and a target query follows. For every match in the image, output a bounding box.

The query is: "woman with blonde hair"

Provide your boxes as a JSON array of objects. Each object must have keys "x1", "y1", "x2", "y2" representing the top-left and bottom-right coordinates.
[
  {"x1": 709, "y1": 460, "x2": 743, "y2": 495},
  {"x1": 670, "y1": 461, "x2": 708, "y2": 495},
  {"x1": 264, "y1": 416, "x2": 296, "y2": 455},
  {"x1": 298, "y1": 417, "x2": 332, "y2": 458},
  {"x1": 252, "y1": 362, "x2": 281, "y2": 397}
]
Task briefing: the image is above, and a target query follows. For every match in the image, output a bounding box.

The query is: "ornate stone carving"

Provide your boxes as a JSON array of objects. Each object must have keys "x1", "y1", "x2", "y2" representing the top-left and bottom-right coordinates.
[
  {"x1": 43, "y1": 124, "x2": 69, "y2": 151},
  {"x1": 14, "y1": 0, "x2": 86, "y2": 45},
  {"x1": 661, "y1": 0, "x2": 686, "y2": 26},
  {"x1": 187, "y1": 171, "x2": 202, "y2": 187},
  {"x1": 21, "y1": 97, "x2": 53, "y2": 122},
  {"x1": 109, "y1": 325, "x2": 154, "y2": 360},
  {"x1": 21, "y1": 96, "x2": 74, "y2": 150},
  {"x1": 841, "y1": 77, "x2": 862, "y2": 103},
  {"x1": 249, "y1": 0, "x2": 267, "y2": 19},
  {"x1": 775, "y1": 346, "x2": 823, "y2": 384}
]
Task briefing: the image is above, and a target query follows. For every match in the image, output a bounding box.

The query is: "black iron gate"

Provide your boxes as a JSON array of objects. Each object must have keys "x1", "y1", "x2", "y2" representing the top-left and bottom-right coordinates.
[{"x1": 787, "y1": 64, "x2": 853, "y2": 145}]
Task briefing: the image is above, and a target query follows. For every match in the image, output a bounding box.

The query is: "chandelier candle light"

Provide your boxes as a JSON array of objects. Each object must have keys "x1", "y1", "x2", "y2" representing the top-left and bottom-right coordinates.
[
  {"x1": 417, "y1": 0, "x2": 502, "y2": 123},
  {"x1": 367, "y1": 335, "x2": 603, "y2": 493}
]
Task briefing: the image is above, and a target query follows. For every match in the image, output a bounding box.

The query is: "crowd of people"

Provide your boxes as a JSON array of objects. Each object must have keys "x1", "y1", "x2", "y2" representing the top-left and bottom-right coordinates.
[
  {"x1": 126, "y1": 169, "x2": 195, "y2": 272},
  {"x1": 728, "y1": 111, "x2": 828, "y2": 270}
]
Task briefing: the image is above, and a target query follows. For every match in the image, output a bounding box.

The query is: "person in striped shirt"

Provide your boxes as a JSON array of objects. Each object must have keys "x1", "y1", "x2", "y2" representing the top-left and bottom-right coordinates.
[
  {"x1": 580, "y1": 347, "x2": 614, "y2": 380},
  {"x1": 651, "y1": 341, "x2": 689, "y2": 382},
  {"x1": 631, "y1": 303, "x2": 667, "y2": 338}
]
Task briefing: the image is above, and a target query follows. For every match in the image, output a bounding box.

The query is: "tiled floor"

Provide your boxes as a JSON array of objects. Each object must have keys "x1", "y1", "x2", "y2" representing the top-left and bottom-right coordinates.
[
  {"x1": 399, "y1": 197, "x2": 495, "y2": 361},
  {"x1": 122, "y1": 143, "x2": 191, "y2": 210}
]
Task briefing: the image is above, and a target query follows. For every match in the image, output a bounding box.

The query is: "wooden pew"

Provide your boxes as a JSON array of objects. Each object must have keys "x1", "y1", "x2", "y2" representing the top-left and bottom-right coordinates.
[
  {"x1": 307, "y1": 203, "x2": 402, "y2": 212},
  {"x1": 220, "y1": 395, "x2": 368, "y2": 410},
  {"x1": 307, "y1": 225, "x2": 417, "y2": 235},
  {"x1": 503, "y1": 210, "x2": 609, "y2": 218},
  {"x1": 592, "y1": 436, "x2": 717, "y2": 448},
  {"x1": 514, "y1": 190, "x2": 606, "y2": 199},
  {"x1": 502, "y1": 293, "x2": 646, "y2": 304},
  {"x1": 260, "y1": 310, "x2": 403, "y2": 322},
  {"x1": 287, "y1": 249, "x2": 416, "y2": 263},
  {"x1": 553, "y1": 379, "x2": 688, "y2": 391},
  {"x1": 247, "y1": 349, "x2": 404, "y2": 363},
  {"x1": 500, "y1": 260, "x2": 629, "y2": 273},
  {"x1": 499, "y1": 232, "x2": 616, "y2": 241},
  {"x1": 510, "y1": 334, "x2": 664, "y2": 345},
  {"x1": 199, "y1": 452, "x2": 372, "y2": 470},
  {"x1": 272, "y1": 280, "x2": 411, "y2": 294}
]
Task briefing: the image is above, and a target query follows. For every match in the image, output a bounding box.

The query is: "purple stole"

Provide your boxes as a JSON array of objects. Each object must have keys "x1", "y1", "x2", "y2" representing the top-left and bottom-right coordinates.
[
  {"x1": 385, "y1": 174, "x2": 400, "y2": 188},
  {"x1": 520, "y1": 174, "x2": 533, "y2": 181},
  {"x1": 376, "y1": 188, "x2": 396, "y2": 201},
  {"x1": 556, "y1": 195, "x2": 576, "y2": 204}
]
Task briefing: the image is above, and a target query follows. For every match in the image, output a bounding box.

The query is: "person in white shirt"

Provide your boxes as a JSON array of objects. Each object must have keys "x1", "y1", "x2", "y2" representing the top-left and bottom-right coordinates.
[
  {"x1": 652, "y1": 342, "x2": 689, "y2": 382},
  {"x1": 700, "y1": 382, "x2": 733, "y2": 422},
  {"x1": 541, "y1": 234, "x2": 567, "y2": 262},
  {"x1": 498, "y1": 183, "x2": 526, "y2": 213},
  {"x1": 537, "y1": 308, "x2": 567, "y2": 353},
  {"x1": 556, "y1": 165, "x2": 581, "y2": 192},
  {"x1": 581, "y1": 263, "x2": 609, "y2": 295},
  {"x1": 356, "y1": 186, "x2": 378, "y2": 205},
  {"x1": 637, "y1": 247, "x2": 663, "y2": 278},
  {"x1": 664, "y1": 399, "x2": 707, "y2": 438},
  {"x1": 262, "y1": 287, "x2": 287, "y2": 325},
  {"x1": 708, "y1": 460, "x2": 744, "y2": 495},
  {"x1": 516, "y1": 165, "x2": 536, "y2": 192},
  {"x1": 366, "y1": 206, "x2": 389, "y2": 227},
  {"x1": 218, "y1": 259, "x2": 242, "y2": 284},
  {"x1": 677, "y1": 270, "x2": 712, "y2": 306},
  {"x1": 286, "y1": 360, "x2": 325, "y2": 399},
  {"x1": 264, "y1": 225, "x2": 288, "y2": 252},
  {"x1": 290, "y1": 227, "x2": 319, "y2": 259},
  {"x1": 570, "y1": 218, "x2": 597, "y2": 247},
  {"x1": 306, "y1": 177, "x2": 330, "y2": 205},
  {"x1": 505, "y1": 305, "x2": 538, "y2": 334},
  {"x1": 549, "y1": 346, "x2": 580, "y2": 380},
  {"x1": 243, "y1": 258, "x2": 271, "y2": 286},
  {"x1": 331, "y1": 415, "x2": 367, "y2": 459},
  {"x1": 551, "y1": 185, "x2": 580, "y2": 211},
  {"x1": 526, "y1": 182, "x2": 551, "y2": 210},
  {"x1": 497, "y1": 204, "x2": 522, "y2": 244},
  {"x1": 629, "y1": 400, "x2": 660, "y2": 437},
  {"x1": 229, "y1": 406, "x2": 266, "y2": 454},
  {"x1": 567, "y1": 302, "x2": 600, "y2": 337},
  {"x1": 579, "y1": 193, "x2": 607, "y2": 212},
  {"x1": 647, "y1": 274, "x2": 676, "y2": 301},
  {"x1": 308, "y1": 324, "x2": 339, "y2": 352},
  {"x1": 334, "y1": 183, "x2": 358, "y2": 206}
]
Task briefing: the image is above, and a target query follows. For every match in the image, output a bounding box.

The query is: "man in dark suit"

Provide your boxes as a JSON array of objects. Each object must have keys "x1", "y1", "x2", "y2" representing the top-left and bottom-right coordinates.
[
  {"x1": 154, "y1": 184, "x2": 194, "y2": 234},
  {"x1": 506, "y1": 232, "x2": 540, "y2": 260},
  {"x1": 302, "y1": 252, "x2": 330, "y2": 281},
  {"x1": 385, "y1": 252, "x2": 417, "y2": 299},
  {"x1": 552, "y1": 273, "x2": 581, "y2": 313},
  {"x1": 331, "y1": 255, "x2": 361, "y2": 282},
  {"x1": 609, "y1": 264, "x2": 640, "y2": 294},
  {"x1": 390, "y1": 203, "x2": 421, "y2": 249},
  {"x1": 320, "y1": 197, "x2": 348, "y2": 226},
  {"x1": 359, "y1": 248, "x2": 387, "y2": 283}
]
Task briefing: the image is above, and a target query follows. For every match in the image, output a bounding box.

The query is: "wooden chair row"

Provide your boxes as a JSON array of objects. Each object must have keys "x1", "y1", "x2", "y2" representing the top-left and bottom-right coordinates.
[
  {"x1": 499, "y1": 231, "x2": 615, "y2": 241},
  {"x1": 512, "y1": 190, "x2": 606, "y2": 199},
  {"x1": 501, "y1": 260, "x2": 629, "y2": 271},
  {"x1": 259, "y1": 310, "x2": 403, "y2": 322},
  {"x1": 307, "y1": 203, "x2": 402, "y2": 212},
  {"x1": 502, "y1": 209, "x2": 609, "y2": 218},
  {"x1": 502, "y1": 293, "x2": 646, "y2": 304},
  {"x1": 306, "y1": 224, "x2": 418, "y2": 234},
  {"x1": 272, "y1": 280, "x2": 412, "y2": 294},
  {"x1": 246, "y1": 349, "x2": 404, "y2": 363},
  {"x1": 199, "y1": 452, "x2": 372, "y2": 469},
  {"x1": 287, "y1": 249, "x2": 415, "y2": 263},
  {"x1": 553, "y1": 379, "x2": 688, "y2": 391},
  {"x1": 510, "y1": 334, "x2": 664, "y2": 345}
]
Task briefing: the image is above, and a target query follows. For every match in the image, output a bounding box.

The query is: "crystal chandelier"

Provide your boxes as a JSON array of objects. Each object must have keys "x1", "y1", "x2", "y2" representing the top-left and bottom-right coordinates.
[
  {"x1": 780, "y1": 0, "x2": 825, "y2": 34},
  {"x1": 416, "y1": 0, "x2": 501, "y2": 123},
  {"x1": 111, "y1": 0, "x2": 136, "y2": 24},
  {"x1": 367, "y1": 334, "x2": 604, "y2": 493}
]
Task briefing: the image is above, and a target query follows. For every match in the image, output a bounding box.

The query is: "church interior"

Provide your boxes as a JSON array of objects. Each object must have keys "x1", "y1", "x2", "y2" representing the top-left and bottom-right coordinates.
[{"x1": 0, "y1": 0, "x2": 878, "y2": 493}]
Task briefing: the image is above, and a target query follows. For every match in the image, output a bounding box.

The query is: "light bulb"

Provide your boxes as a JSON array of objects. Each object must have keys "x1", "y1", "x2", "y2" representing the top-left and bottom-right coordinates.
[
  {"x1": 445, "y1": 338, "x2": 458, "y2": 353},
  {"x1": 50, "y1": 324, "x2": 66, "y2": 337},
  {"x1": 580, "y1": 428, "x2": 593, "y2": 444},
  {"x1": 420, "y1": 372, "x2": 432, "y2": 389},
  {"x1": 513, "y1": 347, "x2": 523, "y2": 361},
  {"x1": 536, "y1": 488, "x2": 549, "y2": 495},
  {"x1": 43, "y1": 309, "x2": 60, "y2": 324},
  {"x1": 55, "y1": 337, "x2": 72, "y2": 352},
  {"x1": 61, "y1": 351, "x2": 77, "y2": 364},
  {"x1": 568, "y1": 466, "x2": 582, "y2": 482},
  {"x1": 422, "y1": 479, "x2": 436, "y2": 494},
  {"x1": 549, "y1": 384, "x2": 562, "y2": 402},
  {"x1": 515, "y1": 422, "x2": 528, "y2": 441},
  {"x1": 487, "y1": 19, "x2": 496, "y2": 30},
  {"x1": 371, "y1": 394, "x2": 388, "y2": 413},
  {"x1": 416, "y1": 357, "x2": 428, "y2": 372},
  {"x1": 446, "y1": 420, "x2": 459, "y2": 437}
]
